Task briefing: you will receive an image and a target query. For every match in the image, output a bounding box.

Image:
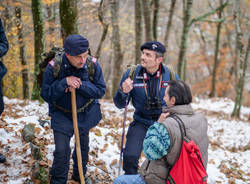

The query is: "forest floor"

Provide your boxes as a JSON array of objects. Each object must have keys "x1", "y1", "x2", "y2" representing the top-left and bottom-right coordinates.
[{"x1": 0, "y1": 97, "x2": 249, "y2": 184}]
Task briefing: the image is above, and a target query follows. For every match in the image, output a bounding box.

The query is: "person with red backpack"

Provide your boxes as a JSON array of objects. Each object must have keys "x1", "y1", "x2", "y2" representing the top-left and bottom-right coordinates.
[{"x1": 113, "y1": 80, "x2": 208, "y2": 184}]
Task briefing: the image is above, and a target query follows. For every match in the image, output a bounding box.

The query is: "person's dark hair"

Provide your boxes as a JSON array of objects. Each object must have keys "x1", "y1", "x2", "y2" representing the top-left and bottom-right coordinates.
[
  {"x1": 167, "y1": 80, "x2": 192, "y2": 105},
  {"x1": 155, "y1": 51, "x2": 164, "y2": 58}
]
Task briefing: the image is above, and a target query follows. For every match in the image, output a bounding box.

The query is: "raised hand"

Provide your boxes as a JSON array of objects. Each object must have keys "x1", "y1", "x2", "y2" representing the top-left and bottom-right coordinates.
[{"x1": 121, "y1": 78, "x2": 133, "y2": 94}]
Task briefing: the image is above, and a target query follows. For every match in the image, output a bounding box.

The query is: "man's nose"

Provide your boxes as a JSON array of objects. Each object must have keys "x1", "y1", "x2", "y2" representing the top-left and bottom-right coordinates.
[
  {"x1": 141, "y1": 53, "x2": 145, "y2": 60},
  {"x1": 80, "y1": 56, "x2": 85, "y2": 63}
]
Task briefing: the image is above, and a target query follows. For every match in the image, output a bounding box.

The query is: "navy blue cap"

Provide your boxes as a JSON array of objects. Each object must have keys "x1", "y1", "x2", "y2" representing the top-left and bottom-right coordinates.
[
  {"x1": 140, "y1": 41, "x2": 166, "y2": 54},
  {"x1": 64, "y1": 35, "x2": 89, "y2": 56}
]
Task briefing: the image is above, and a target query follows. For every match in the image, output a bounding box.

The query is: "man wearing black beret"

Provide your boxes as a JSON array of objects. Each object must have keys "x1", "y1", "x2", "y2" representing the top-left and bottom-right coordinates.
[
  {"x1": 41, "y1": 35, "x2": 106, "y2": 184},
  {"x1": 113, "y1": 41, "x2": 179, "y2": 175}
]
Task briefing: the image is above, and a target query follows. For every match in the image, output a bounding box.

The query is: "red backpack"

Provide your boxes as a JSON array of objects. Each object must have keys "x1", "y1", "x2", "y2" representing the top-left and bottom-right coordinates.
[{"x1": 165, "y1": 115, "x2": 208, "y2": 184}]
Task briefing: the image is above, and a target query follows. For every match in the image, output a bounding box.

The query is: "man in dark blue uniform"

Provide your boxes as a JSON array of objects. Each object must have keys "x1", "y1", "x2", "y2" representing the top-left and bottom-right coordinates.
[
  {"x1": 113, "y1": 41, "x2": 179, "y2": 174},
  {"x1": 0, "y1": 18, "x2": 9, "y2": 163},
  {"x1": 41, "y1": 35, "x2": 106, "y2": 184}
]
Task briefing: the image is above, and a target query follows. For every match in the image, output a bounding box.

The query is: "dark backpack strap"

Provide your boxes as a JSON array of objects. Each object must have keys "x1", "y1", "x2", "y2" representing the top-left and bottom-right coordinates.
[
  {"x1": 165, "y1": 65, "x2": 176, "y2": 81},
  {"x1": 127, "y1": 64, "x2": 139, "y2": 80},
  {"x1": 86, "y1": 55, "x2": 95, "y2": 82},
  {"x1": 164, "y1": 114, "x2": 186, "y2": 182},
  {"x1": 52, "y1": 51, "x2": 64, "y2": 78}
]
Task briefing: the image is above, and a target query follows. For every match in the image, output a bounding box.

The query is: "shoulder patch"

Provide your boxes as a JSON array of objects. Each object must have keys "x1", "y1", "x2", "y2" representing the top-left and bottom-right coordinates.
[
  {"x1": 49, "y1": 60, "x2": 55, "y2": 67},
  {"x1": 92, "y1": 57, "x2": 97, "y2": 63}
]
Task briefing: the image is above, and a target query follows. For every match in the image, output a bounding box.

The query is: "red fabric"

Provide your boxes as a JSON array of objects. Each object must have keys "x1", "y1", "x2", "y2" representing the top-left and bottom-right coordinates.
[{"x1": 167, "y1": 140, "x2": 207, "y2": 184}]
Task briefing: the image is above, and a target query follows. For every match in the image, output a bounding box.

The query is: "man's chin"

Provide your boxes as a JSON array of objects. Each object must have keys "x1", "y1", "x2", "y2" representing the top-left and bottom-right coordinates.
[
  {"x1": 141, "y1": 63, "x2": 146, "y2": 68},
  {"x1": 77, "y1": 65, "x2": 84, "y2": 69}
]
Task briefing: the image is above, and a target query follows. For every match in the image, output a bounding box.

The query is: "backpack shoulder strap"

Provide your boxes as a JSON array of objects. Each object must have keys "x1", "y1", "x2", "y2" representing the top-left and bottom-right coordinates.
[
  {"x1": 163, "y1": 64, "x2": 176, "y2": 81},
  {"x1": 164, "y1": 114, "x2": 186, "y2": 165},
  {"x1": 170, "y1": 114, "x2": 186, "y2": 138},
  {"x1": 52, "y1": 51, "x2": 64, "y2": 78},
  {"x1": 127, "y1": 64, "x2": 140, "y2": 80},
  {"x1": 86, "y1": 55, "x2": 95, "y2": 82}
]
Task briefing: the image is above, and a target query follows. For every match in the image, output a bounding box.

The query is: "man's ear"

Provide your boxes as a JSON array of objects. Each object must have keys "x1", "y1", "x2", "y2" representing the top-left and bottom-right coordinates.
[
  {"x1": 157, "y1": 57, "x2": 163, "y2": 64},
  {"x1": 170, "y1": 96, "x2": 176, "y2": 106}
]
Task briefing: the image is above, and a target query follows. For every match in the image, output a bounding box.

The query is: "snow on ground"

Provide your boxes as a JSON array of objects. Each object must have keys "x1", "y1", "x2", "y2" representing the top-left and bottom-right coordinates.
[{"x1": 0, "y1": 97, "x2": 249, "y2": 184}]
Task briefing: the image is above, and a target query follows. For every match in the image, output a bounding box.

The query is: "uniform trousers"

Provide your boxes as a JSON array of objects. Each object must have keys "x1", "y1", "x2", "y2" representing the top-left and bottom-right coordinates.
[
  {"x1": 123, "y1": 121, "x2": 150, "y2": 174},
  {"x1": 50, "y1": 130, "x2": 89, "y2": 184}
]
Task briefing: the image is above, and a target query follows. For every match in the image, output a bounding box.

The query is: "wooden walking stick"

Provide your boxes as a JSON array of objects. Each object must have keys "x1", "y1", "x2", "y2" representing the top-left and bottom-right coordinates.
[
  {"x1": 118, "y1": 96, "x2": 129, "y2": 176},
  {"x1": 71, "y1": 88, "x2": 85, "y2": 184}
]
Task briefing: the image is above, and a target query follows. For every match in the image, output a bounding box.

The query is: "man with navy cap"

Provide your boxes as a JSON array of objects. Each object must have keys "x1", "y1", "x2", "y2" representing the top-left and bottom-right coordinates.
[
  {"x1": 41, "y1": 34, "x2": 106, "y2": 184},
  {"x1": 113, "y1": 41, "x2": 179, "y2": 175}
]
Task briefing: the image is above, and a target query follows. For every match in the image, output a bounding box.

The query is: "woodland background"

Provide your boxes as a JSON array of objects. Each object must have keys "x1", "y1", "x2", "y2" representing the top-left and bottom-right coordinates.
[{"x1": 0, "y1": 0, "x2": 249, "y2": 117}]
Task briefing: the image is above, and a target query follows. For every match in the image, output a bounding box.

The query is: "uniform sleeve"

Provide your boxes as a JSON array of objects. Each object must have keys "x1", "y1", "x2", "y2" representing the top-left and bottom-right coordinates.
[
  {"x1": 113, "y1": 70, "x2": 131, "y2": 109},
  {"x1": 78, "y1": 61, "x2": 106, "y2": 99},
  {"x1": 40, "y1": 65, "x2": 68, "y2": 103},
  {"x1": 0, "y1": 19, "x2": 9, "y2": 58},
  {"x1": 143, "y1": 122, "x2": 170, "y2": 160}
]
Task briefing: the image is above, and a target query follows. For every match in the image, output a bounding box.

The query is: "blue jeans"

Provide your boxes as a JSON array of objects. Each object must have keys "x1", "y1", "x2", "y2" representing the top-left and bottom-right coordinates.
[{"x1": 113, "y1": 174, "x2": 146, "y2": 184}]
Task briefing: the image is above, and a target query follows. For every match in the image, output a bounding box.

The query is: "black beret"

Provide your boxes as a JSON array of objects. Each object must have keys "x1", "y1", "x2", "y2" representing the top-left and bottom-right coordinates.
[
  {"x1": 64, "y1": 35, "x2": 89, "y2": 56},
  {"x1": 140, "y1": 41, "x2": 166, "y2": 54}
]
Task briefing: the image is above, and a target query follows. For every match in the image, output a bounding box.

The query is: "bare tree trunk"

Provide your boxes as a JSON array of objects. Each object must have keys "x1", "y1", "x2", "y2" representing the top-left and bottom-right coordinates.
[
  {"x1": 31, "y1": 0, "x2": 45, "y2": 100},
  {"x1": 232, "y1": 37, "x2": 249, "y2": 118},
  {"x1": 95, "y1": 0, "x2": 109, "y2": 59},
  {"x1": 164, "y1": 0, "x2": 176, "y2": 62},
  {"x1": 135, "y1": 0, "x2": 142, "y2": 64},
  {"x1": 231, "y1": 0, "x2": 249, "y2": 118},
  {"x1": 232, "y1": 0, "x2": 241, "y2": 82},
  {"x1": 46, "y1": 0, "x2": 57, "y2": 48},
  {"x1": 59, "y1": 0, "x2": 78, "y2": 42},
  {"x1": 209, "y1": 0, "x2": 224, "y2": 97},
  {"x1": 177, "y1": 0, "x2": 193, "y2": 80},
  {"x1": 15, "y1": 7, "x2": 30, "y2": 99},
  {"x1": 152, "y1": 0, "x2": 159, "y2": 40},
  {"x1": 142, "y1": 0, "x2": 153, "y2": 41},
  {"x1": 109, "y1": 0, "x2": 123, "y2": 96},
  {"x1": 177, "y1": 0, "x2": 229, "y2": 80}
]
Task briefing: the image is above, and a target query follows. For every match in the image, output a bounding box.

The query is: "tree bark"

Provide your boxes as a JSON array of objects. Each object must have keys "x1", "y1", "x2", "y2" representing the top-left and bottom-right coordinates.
[
  {"x1": 59, "y1": 0, "x2": 78, "y2": 43},
  {"x1": 209, "y1": 0, "x2": 224, "y2": 97},
  {"x1": 109, "y1": 0, "x2": 123, "y2": 97},
  {"x1": 15, "y1": 7, "x2": 30, "y2": 100},
  {"x1": 164, "y1": 0, "x2": 176, "y2": 62},
  {"x1": 135, "y1": 0, "x2": 142, "y2": 64},
  {"x1": 31, "y1": 0, "x2": 45, "y2": 100},
  {"x1": 46, "y1": 0, "x2": 57, "y2": 48},
  {"x1": 177, "y1": 0, "x2": 228, "y2": 80},
  {"x1": 232, "y1": 36, "x2": 249, "y2": 118},
  {"x1": 232, "y1": 0, "x2": 241, "y2": 82},
  {"x1": 142, "y1": 0, "x2": 153, "y2": 41},
  {"x1": 177, "y1": 0, "x2": 193, "y2": 80},
  {"x1": 231, "y1": 0, "x2": 249, "y2": 118},
  {"x1": 152, "y1": 0, "x2": 159, "y2": 40},
  {"x1": 95, "y1": 0, "x2": 109, "y2": 59}
]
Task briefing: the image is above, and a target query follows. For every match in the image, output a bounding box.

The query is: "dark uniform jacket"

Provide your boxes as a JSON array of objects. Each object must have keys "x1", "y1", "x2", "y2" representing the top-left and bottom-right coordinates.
[
  {"x1": 0, "y1": 19, "x2": 8, "y2": 83},
  {"x1": 41, "y1": 55, "x2": 106, "y2": 136},
  {"x1": 0, "y1": 19, "x2": 8, "y2": 114},
  {"x1": 140, "y1": 104, "x2": 209, "y2": 184},
  {"x1": 113, "y1": 64, "x2": 179, "y2": 126}
]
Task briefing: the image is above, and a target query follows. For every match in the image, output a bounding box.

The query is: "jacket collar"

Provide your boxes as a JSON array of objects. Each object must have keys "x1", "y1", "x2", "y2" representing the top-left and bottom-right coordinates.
[
  {"x1": 165, "y1": 104, "x2": 194, "y2": 115},
  {"x1": 62, "y1": 54, "x2": 86, "y2": 71},
  {"x1": 136, "y1": 63, "x2": 166, "y2": 79}
]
